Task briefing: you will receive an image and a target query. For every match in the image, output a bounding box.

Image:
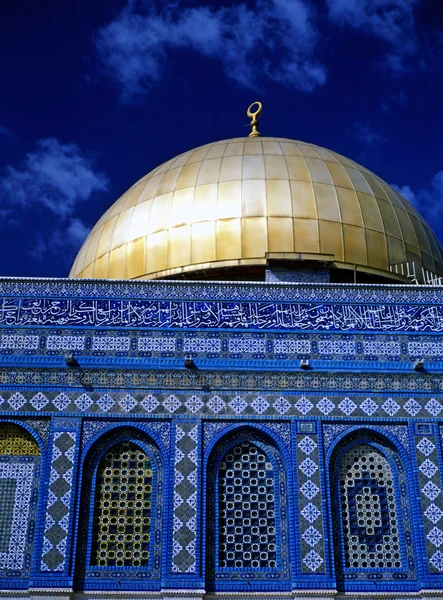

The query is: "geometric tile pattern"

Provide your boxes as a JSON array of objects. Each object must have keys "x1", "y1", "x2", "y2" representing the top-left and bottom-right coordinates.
[
  {"x1": 415, "y1": 431, "x2": 443, "y2": 573},
  {"x1": 81, "y1": 421, "x2": 171, "y2": 454},
  {"x1": 0, "y1": 423, "x2": 40, "y2": 455},
  {"x1": 297, "y1": 433, "x2": 325, "y2": 573},
  {"x1": 9, "y1": 327, "x2": 443, "y2": 364},
  {"x1": 2, "y1": 276, "x2": 443, "y2": 304},
  {"x1": 323, "y1": 424, "x2": 410, "y2": 456},
  {"x1": 0, "y1": 462, "x2": 36, "y2": 571},
  {"x1": 3, "y1": 389, "x2": 443, "y2": 418},
  {"x1": 41, "y1": 431, "x2": 76, "y2": 572},
  {"x1": 338, "y1": 445, "x2": 401, "y2": 570},
  {"x1": 217, "y1": 441, "x2": 277, "y2": 569},
  {"x1": 91, "y1": 442, "x2": 152, "y2": 567},
  {"x1": 0, "y1": 423, "x2": 41, "y2": 581},
  {"x1": 172, "y1": 423, "x2": 198, "y2": 574}
]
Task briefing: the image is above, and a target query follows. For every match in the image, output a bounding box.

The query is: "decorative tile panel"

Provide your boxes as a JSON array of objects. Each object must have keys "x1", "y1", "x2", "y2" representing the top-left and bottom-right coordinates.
[
  {"x1": 296, "y1": 430, "x2": 325, "y2": 573},
  {"x1": 172, "y1": 422, "x2": 198, "y2": 574},
  {"x1": 0, "y1": 423, "x2": 41, "y2": 581},
  {"x1": 5, "y1": 328, "x2": 443, "y2": 363},
  {"x1": 2, "y1": 277, "x2": 443, "y2": 305},
  {"x1": 0, "y1": 463, "x2": 36, "y2": 570},
  {"x1": 3, "y1": 388, "x2": 443, "y2": 419},
  {"x1": 323, "y1": 424, "x2": 410, "y2": 456},
  {"x1": 41, "y1": 430, "x2": 76, "y2": 572},
  {"x1": 417, "y1": 430, "x2": 443, "y2": 573},
  {"x1": 0, "y1": 335, "x2": 39, "y2": 350}
]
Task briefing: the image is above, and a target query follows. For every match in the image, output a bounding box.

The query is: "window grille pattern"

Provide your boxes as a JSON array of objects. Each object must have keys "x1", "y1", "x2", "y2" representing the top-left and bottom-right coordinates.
[
  {"x1": 339, "y1": 444, "x2": 401, "y2": 570},
  {"x1": 218, "y1": 441, "x2": 277, "y2": 569},
  {"x1": 91, "y1": 441, "x2": 153, "y2": 568},
  {"x1": 0, "y1": 423, "x2": 40, "y2": 455}
]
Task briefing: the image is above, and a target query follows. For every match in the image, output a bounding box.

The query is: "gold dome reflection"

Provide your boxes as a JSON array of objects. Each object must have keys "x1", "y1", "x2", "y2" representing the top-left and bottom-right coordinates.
[{"x1": 69, "y1": 137, "x2": 443, "y2": 282}]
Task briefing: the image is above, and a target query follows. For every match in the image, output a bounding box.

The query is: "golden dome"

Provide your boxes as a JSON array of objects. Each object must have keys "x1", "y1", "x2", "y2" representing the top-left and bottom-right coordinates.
[{"x1": 69, "y1": 136, "x2": 443, "y2": 282}]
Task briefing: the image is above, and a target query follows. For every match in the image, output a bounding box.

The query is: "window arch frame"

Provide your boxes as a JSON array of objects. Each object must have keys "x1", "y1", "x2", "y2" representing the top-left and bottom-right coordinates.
[
  {"x1": 204, "y1": 426, "x2": 292, "y2": 591},
  {"x1": 74, "y1": 427, "x2": 166, "y2": 590},
  {"x1": 326, "y1": 429, "x2": 419, "y2": 591},
  {"x1": 86, "y1": 437, "x2": 158, "y2": 571}
]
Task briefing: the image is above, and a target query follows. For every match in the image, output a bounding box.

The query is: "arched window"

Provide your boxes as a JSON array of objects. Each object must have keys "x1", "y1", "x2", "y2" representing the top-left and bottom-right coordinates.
[
  {"x1": 206, "y1": 431, "x2": 290, "y2": 591},
  {"x1": 339, "y1": 444, "x2": 400, "y2": 570},
  {"x1": 0, "y1": 423, "x2": 41, "y2": 582},
  {"x1": 331, "y1": 435, "x2": 416, "y2": 589},
  {"x1": 75, "y1": 429, "x2": 165, "y2": 590},
  {"x1": 91, "y1": 441, "x2": 153, "y2": 568},
  {"x1": 218, "y1": 441, "x2": 277, "y2": 569}
]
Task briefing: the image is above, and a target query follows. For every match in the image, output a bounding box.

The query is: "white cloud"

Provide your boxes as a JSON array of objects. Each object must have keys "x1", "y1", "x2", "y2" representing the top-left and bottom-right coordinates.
[
  {"x1": 393, "y1": 171, "x2": 443, "y2": 241},
  {"x1": 0, "y1": 138, "x2": 107, "y2": 261},
  {"x1": 0, "y1": 138, "x2": 108, "y2": 218},
  {"x1": 95, "y1": 0, "x2": 326, "y2": 100},
  {"x1": 326, "y1": 0, "x2": 419, "y2": 74}
]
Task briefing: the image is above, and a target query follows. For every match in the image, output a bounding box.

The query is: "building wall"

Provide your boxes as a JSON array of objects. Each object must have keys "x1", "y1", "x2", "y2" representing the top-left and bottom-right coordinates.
[{"x1": 1, "y1": 278, "x2": 443, "y2": 598}]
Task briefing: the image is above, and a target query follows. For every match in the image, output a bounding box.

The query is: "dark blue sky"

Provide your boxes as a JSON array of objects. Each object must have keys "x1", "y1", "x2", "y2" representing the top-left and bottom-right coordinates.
[{"x1": 1, "y1": 0, "x2": 443, "y2": 278}]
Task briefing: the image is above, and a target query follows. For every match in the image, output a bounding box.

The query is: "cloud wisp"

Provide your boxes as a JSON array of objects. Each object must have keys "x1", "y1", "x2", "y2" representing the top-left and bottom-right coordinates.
[
  {"x1": 0, "y1": 125, "x2": 12, "y2": 137},
  {"x1": 393, "y1": 171, "x2": 443, "y2": 240},
  {"x1": 326, "y1": 0, "x2": 420, "y2": 75},
  {"x1": 95, "y1": 0, "x2": 327, "y2": 101},
  {"x1": 350, "y1": 120, "x2": 386, "y2": 146},
  {"x1": 0, "y1": 138, "x2": 108, "y2": 261}
]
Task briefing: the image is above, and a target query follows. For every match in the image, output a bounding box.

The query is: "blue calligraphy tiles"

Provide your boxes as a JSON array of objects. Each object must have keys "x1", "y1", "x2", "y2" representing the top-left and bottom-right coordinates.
[
  {"x1": 41, "y1": 431, "x2": 76, "y2": 572},
  {"x1": 415, "y1": 430, "x2": 443, "y2": 574},
  {"x1": 296, "y1": 430, "x2": 325, "y2": 574},
  {"x1": 172, "y1": 422, "x2": 199, "y2": 574},
  {"x1": 3, "y1": 296, "x2": 443, "y2": 333}
]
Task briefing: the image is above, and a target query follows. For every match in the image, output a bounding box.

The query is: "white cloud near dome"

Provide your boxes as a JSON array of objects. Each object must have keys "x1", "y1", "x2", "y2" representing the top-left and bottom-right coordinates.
[
  {"x1": 95, "y1": 0, "x2": 326, "y2": 101},
  {"x1": 94, "y1": 0, "x2": 424, "y2": 100},
  {"x1": 0, "y1": 138, "x2": 108, "y2": 260},
  {"x1": 0, "y1": 138, "x2": 108, "y2": 218},
  {"x1": 393, "y1": 171, "x2": 443, "y2": 239},
  {"x1": 326, "y1": 0, "x2": 419, "y2": 74}
]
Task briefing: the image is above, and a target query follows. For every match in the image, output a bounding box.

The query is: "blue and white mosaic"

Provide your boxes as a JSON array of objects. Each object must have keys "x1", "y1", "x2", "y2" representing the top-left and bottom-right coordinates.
[
  {"x1": 296, "y1": 433, "x2": 325, "y2": 573},
  {"x1": 416, "y1": 432, "x2": 443, "y2": 573},
  {"x1": 41, "y1": 431, "x2": 76, "y2": 572},
  {"x1": 0, "y1": 463, "x2": 35, "y2": 570},
  {"x1": 1, "y1": 390, "x2": 443, "y2": 419},
  {"x1": 172, "y1": 423, "x2": 198, "y2": 574}
]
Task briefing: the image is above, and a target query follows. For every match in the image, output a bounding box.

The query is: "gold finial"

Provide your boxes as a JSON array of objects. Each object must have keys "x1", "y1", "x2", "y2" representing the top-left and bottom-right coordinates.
[{"x1": 247, "y1": 101, "x2": 263, "y2": 137}]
